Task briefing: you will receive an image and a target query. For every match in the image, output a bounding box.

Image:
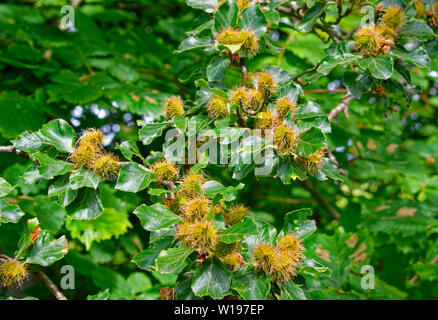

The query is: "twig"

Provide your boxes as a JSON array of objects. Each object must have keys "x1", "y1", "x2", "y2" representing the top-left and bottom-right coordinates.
[
  {"x1": 136, "y1": 68, "x2": 188, "y2": 95},
  {"x1": 293, "y1": 61, "x2": 321, "y2": 84},
  {"x1": 328, "y1": 94, "x2": 354, "y2": 122},
  {"x1": 240, "y1": 57, "x2": 247, "y2": 85},
  {"x1": 260, "y1": 195, "x2": 311, "y2": 205},
  {"x1": 36, "y1": 270, "x2": 67, "y2": 300},
  {"x1": 239, "y1": 86, "x2": 270, "y2": 116},
  {"x1": 0, "y1": 145, "x2": 31, "y2": 159},
  {"x1": 325, "y1": 147, "x2": 347, "y2": 176},
  {"x1": 304, "y1": 88, "x2": 348, "y2": 94},
  {"x1": 299, "y1": 181, "x2": 340, "y2": 220},
  {"x1": 409, "y1": 255, "x2": 438, "y2": 285}
]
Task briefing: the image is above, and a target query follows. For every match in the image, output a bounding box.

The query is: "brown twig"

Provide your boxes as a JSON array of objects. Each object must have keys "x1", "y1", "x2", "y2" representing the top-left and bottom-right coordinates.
[
  {"x1": 36, "y1": 270, "x2": 67, "y2": 300},
  {"x1": 299, "y1": 180, "x2": 340, "y2": 220},
  {"x1": 409, "y1": 255, "x2": 438, "y2": 285},
  {"x1": 293, "y1": 61, "x2": 321, "y2": 85},
  {"x1": 240, "y1": 57, "x2": 247, "y2": 85},
  {"x1": 325, "y1": 147, "x2": 347, "y2": 176},
  {"x1": 328, "y1": 94, "x2": 354, "y2": 122},
  {"x1": 0, "y1": 145, "x2": 31, "y2": 159},
  {"x1": 304, "y1": 88, "x2": 348, "y2": 94},
  {"x1": 239, "y1": 86, "x2": 270, "y2": 116}
]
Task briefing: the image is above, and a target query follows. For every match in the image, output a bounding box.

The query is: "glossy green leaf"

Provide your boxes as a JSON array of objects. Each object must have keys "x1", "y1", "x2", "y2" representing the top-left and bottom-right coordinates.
[
  {"x1": 25, "y1": 232, "x2": 68, "y2": 266},
  {"x1": 134, "y1": 203, "x2": 183, "y2": 231},
  {"x1": 69, "y1": 168, "x2": 100, "y2": 190},
  {"x1": 232, "y1": 265, "x2": 271, "y2": 300},
  {"x1": 219, "y1": 217, "x2": 258, "y2": 243},
  {"x1": 156, "y1": 246, "x2": 194, "y2": 274},
  {"x1": 281, "y1": 208, "x2": 316, "y2": 239},
  {"x1": 296, "y1": 128, "x2": 326, "y2": 157},
  {"x1": 191, "y1": 258, "x2": 231, "y2": 299},
  {"x1": 40, "y1": 119, "x2": 76, "y2": 153},
  {"x1": 115, "y1": 163, "x2": 153, "y2": 193},
  {"x1": 0, "y1": 177, "x2": 14, "y2": 197},
  {"x1": 33, "y1": 152, "x2": 75, "y2": 180},
  {"x1": 66, "y1": 187, "x2": 104, "y2": 220},
  {"x1": 0, "y1": 198, "x2": 25, "y2": 225}
]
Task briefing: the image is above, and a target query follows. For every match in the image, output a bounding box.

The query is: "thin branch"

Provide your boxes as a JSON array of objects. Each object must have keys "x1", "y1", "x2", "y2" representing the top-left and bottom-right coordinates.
[
  {"x1": 136, "y1": 68, "x2": 188, "y2": 95},
  {"x1": 304, "y1": 88, "x2": 348, "y2": 94},
  {"x1": 293, "y1": 61, "x2": 321, "y2": 84},
  {"x1": 409, "y1": 255, "x2": 438, "y2": 285},
  {"x1": 240, "y1": 57, "x2": 247, "y2": 85},
  {"x1": 36, "y1": 270, "x2": 67, "y2": 300},
  {"x1": 325, "y1": 147, "x2": 347, "y2": 176},
  {"x1": 240, "y1": 86, "x2": 270, "y2": 116},
  {"x1": 0, "y1": 145, "x2": 31, "y2": 159},
  {"x1": 328, "y1": 94, "x2": 354, "y2": 122},
  {"x1": 260, "y1": 195, "x2": 312, "y2": 205},
  {"x1": 299, "y1": 180, "x2": 340, "y2": 220}
]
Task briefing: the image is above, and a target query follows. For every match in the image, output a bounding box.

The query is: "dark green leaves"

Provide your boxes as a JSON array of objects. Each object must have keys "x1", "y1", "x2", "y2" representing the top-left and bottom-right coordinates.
[
  {"x1": 238, "y1": 6, "x2": 267, "y2": 38},
  {"x1": 232, "y1": 265, "x2": 271, "y2": 300},
  {"x1": 296, "y1": 128, "x2": 326, "y2": 157},
  {"x1": 282, "y1": 208, "x2": 316, "y2": 239},
  {"x1": 69, "y1": 168, "x2": 100, "y2": 190},
  {"x1": 33, "y1": 152, "x2": 74, "y2": 180},
  {"x1": 202, "y1": 180, "x2": 244, "y2": 201},
  {"x1": 186, "y1": 0, "x2": 218, "y2": 12},
  {"x1": 0, "y1": 177, "x2": 14, "y2": 197},
  {"x1": 0, "y1": 199, "x2": 25, "y2": 224},
  {"x1": 66, "y1": 188, "x2": 104, "y2": 220},
  {"x1": 214, "y1": 0, "x2": 238, "y2": 32},
  {"x1": 219, "y1": 217, "x2": 258, "y2": 243},
  {"x1": 134, "y1": 204, "x2": 183, "y2": 231},
  {"x1": 296, "y1": 2, "x2": 327, "y2": 33},
  {"x1": 138, "y1": 122, "x2": 170, "y2": 145},
  {"x1": 191, "y1": 258, "x2": 231, "y2": 299},
  {"x1": 399, "y1": 21, "x2": 435, "y2": 41},
  {"x1": 156, "y1": 247, "x2": 194, "y2": 273},
  {"x1": 207, "y1": 57, "x2": 230, "y2": 82},
  {"x1": 40, "y1": 119, "x2": 76, "y2": 153},
  {"x1": 390, "y1": 47, "x2": 430, "y2": 70},
  {"x1": 357, "y1": 56, "x2": 394, "y2": 80},
  {"x1": 115, "y1": 163, "x2": 153, "y2": 193},
  {"x1": 25, "y1": 232, "x2": 68, "y2": 266}
]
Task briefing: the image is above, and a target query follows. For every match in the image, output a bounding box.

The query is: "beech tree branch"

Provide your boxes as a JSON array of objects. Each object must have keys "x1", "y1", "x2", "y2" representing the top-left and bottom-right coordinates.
[
  {"x1": 328, "y1": 94, "x2": 354, "y2": 122},
  {"x1": 299, "y1": 181, "x2": 341, "y2": 220},
  {"x1": 0, "y1": 146, "x2": 31, "y2": 159},
  {"x1": 36, "y1": 270, "x2": 67, "y2": 300}
]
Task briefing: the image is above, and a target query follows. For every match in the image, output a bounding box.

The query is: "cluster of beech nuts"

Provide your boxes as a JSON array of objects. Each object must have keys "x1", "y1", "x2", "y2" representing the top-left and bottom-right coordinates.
[
  {"x1": 69, "y1": 129, "x2": 120, "y2": 180},
  {"x1": 354, "y1": 6, "x2": 405, "y2": 56}
]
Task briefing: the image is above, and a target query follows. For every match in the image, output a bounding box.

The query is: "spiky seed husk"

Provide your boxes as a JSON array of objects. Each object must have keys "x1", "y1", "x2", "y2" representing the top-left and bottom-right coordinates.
[
  {"x1": 253, "y1": 244, "x2": 276, "y2": 274},
  {"x1": 176, "y1": 220, "x2": 217, "y2": 253},
  {"x1": 170, "y1": 195, "x2": 187, "y2": 216},
  {"x1": 159, "y1": 287, "x2": 174, "y2": 300},
  {"x1": 295, "y1": 147, "x2": 325, "y2": 174},
  {"x1": 231, "y1": 87, "x2": 263, "y2": 111},
  {"x1": 181, "y1": 173, "x2": 205, "y2": 199},
  {"x1": 220, "y1": 252, "x2": 245, "y2": 270},
  {"x1": 0, "y1": 259, "x2": 28, "y2": 287},
  {"x1": 274, "y1": 125, "x2": 298, "y2": 154},
  {"x1": 235, "y1": 0, "x2": 251, "y2": 11},
  {"x1": 214, "y1": 241, "x2": 240, "y2": 257},
  {"x1": 277, "y1": 234, "x2": 304, "y2": 254},
  {"x1": 257, "y1": 73, "x2": 276, "y2": 94},
  {"x1": 207, "y1": 95, "x2": 229, "y2": 119},
  {"x1": 151, "y1": 161, "x2": 179, "y2": 181},
  {"x1": 254, "y1": 111, "x2": 273, "y2": 130},
  {"x1": 382, "y1": 6, "x2": 404, "y2": 30},
  {"x1": 414, "y1": 1, "x2": 425, "y2": 18},
  {"x1": 275, "y1": 97, "x2": 296, "y2": 118},
  {"x1": 78, "y1": 128, "x2": 104, "y2": 147},
  {"x1": 164, "y1": 96, "x2": 184, "y2": 118},
  {"x1": 182, "y1": 197, "x2": 211, "y2": 221},
  {"x1": 70, "y1": 143, "x2": 101, "y2": 168},
  {"x1": 376, "y1": 24, "x2": 398, "y2": 41},
  {"x1": 223, "y1": 204, "x2": 249, "y2": 225},
  {"x1": 216, "y1": 28, "x2": 259, "y2": 56},
  {"x1": 244, "y1": 72, "x2": 256, "y2": 88},
  {"x1": 354, "y1": 24, "x2": 382, "y2": 56},
  {"x1": 92, "y1": 152, "x2": 120, "y2": 179}
]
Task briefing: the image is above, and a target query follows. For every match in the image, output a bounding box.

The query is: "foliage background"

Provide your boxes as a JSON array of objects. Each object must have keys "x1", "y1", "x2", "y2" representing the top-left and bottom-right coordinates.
[{"x1": 0, "y1": 0, "x2": 437, "y2": 300}]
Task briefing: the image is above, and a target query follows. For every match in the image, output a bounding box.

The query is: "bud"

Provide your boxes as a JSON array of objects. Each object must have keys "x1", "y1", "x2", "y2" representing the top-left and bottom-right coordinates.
[
  {"x1": 273, "y1": 125, "x2": 298, "y2": 154},
  {"x1": 183, "y1": 197, "x2": 211, "y2": 221},
  {"x1": 295, "y1": 147, "x2": 325, "y2": 174},
  {"x1": 382, "y1": 6, "x2": 404, "y2": 30},
  {"x1": 164, "y1": 96, "x2": 184, "y2": 118},
  {"x1": 217, "y1": 28, "x2": 259, "y2": 56},
  {"x1": 354, "y1": 24, "x2": 382, "y2": 56},
  {"x1": 257, "y1": 73, "x2": 276, "y2": 95},
  {"x1": 207, "y1": 95, "x2": 229, "y2": 119},
  {"x1": 92, "y1": 152, "x2": 120, "y2": 179},
  {"x1": 275, "y1": 97, "x2": 296, "y2": 118},
  {"x1": 0, "y1": 259, "x2": 28, "y2": 287},
  {"x1": 223, "y1": 204, "x2": 249, "y2": 225},
  {"x1": 176, "y1": 220, "x2": 217, "y2": 253},
  {"x1": 78, "y1": 128, "x2": 104, "y2": 147},
  {"x1": 151, "y1": 160, "x2": 179, "y2": 181}
]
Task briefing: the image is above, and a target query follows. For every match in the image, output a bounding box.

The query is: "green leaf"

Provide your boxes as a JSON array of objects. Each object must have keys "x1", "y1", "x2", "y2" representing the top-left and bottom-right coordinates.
[
  {"x1": 66, "y1": 188, "x2": 104, "y2": 220},
  {"x1": 186, "y1": 0, "x2": 218, "y2": 12},
  {"x1": 138, "y1": 122, "x2": 169, "y2": 145},
  {"x1": 156, "y1": 247, "x2": 194, "y2": 273},
  {"x1": 175, "y1": 37, "x2": 214, "y2": 54},
  {"x1": 399, "y1": 21, "x2": 435, "y2": 41},
  {"x1": 109, "y1": 63, "x2": 140, "y2": 84},
  {"x1": 202, "y1": 180, "x2": 244, "y2": 201},
  {"x1": 66, "y1": 208, "x2": 132, "y2": 250},
  {"x1": 343, "y1": 72, "x2": 372, "y2": 99},
  {"x1": 87, "y1": 289, "x2": 110, "y2": 300},
  {"x1": 207, "y1": 57, "x2": 230, "y2": 82},
  {"x1": 214, "y1": 0, "x2": 238, "y2": 32},
  {"x1": 134, "y1": 203, "x2": 183, "y2": 231},
  {"x1": 296, "y1": 3, "x2": 327, "y2": 33},
  {"x1": 232, "y1": 265, "x2": 271, "y2": 300},
  {"x1": 390, "y1": 47, "x2": 430, "y2": 70},
  {"x1": 0, "y1": 177, "x2": 14, "y2": 197},
  {"x1": 278, "y1": 281, "x2": 307, "y2": 300},
  {"x1": 115, "y1": 163, "x2": 153, "y2": 193},
  {"x1": 40, "y1": 119, "x2": 76, "y2": 153},
  {"x1": 0, "y1": 199, "x2": 25, "y2": 225},
  {"x1": 296, "y1": 128, "x2": 326, "y2": 157},
  {"x1": 191, "y1": 258, "x2": 232, "y2": 299},
  {"x1": 219, "y1": 217, "x2": 258, "y2": 243},
  {"x1": 318, "y1": 158, "x2": 343, "y2": 181},
  {"x1": 281, "y1": 208, "x2": 316, "y2": 239},
  {"x1": 238, "y1": 6, "x2": 267, "y2": 37},
  {"x1": 48, "y1": 175, "x2": 78, "y2": 206},
  {"x1": 25, "y1": 232, "x2": 68, "y2": 266},
  {"x1": 116, "y1": 140, "x2": 141, "y2": 161},
  {"x1": 12, "y1": 130, "x2": 48, "y2": 154},
  {"x1": 69, "y1": 168, "x2": 100, "y2": 190},
  {"x1": 33, "y1": 152, "x2": 74, "y2": 180},
  {"x1": 357, "y1": 55, "x2": 394, "y2": 80},
  {"x1": 33, "y1": 196, "x2": 65, "y2": 234}
]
